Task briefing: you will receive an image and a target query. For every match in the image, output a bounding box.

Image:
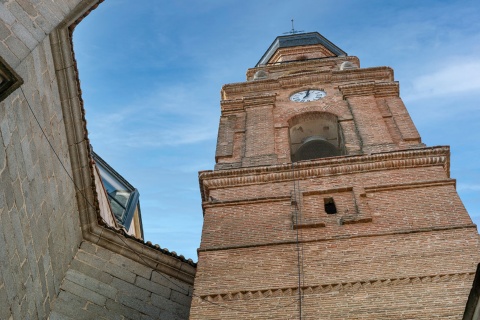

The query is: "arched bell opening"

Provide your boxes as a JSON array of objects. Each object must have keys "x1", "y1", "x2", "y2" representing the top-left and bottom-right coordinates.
[{"x1": 289, "y1": 112, "x2": 345, "y2": 162}]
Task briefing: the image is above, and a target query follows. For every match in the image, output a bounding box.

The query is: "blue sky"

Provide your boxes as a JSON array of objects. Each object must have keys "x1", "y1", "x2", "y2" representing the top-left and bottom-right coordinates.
[{"x1": 73, "y1": 0, "x2": 480, "y2": 261}]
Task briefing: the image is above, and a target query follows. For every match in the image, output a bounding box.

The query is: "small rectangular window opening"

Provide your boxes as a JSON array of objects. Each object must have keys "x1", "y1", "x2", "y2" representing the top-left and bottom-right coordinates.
[{"x1": 324, "y1": 197, "x2": 337, "y2": 214}]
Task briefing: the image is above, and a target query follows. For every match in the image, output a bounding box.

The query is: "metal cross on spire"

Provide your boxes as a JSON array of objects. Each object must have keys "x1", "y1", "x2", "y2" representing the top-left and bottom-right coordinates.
[{"x1": 283, "y1": 19, "x2": 304, "y2": 35}]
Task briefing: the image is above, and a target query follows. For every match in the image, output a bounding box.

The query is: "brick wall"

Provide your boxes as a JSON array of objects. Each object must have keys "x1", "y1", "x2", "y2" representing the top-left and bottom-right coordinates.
[
  {"x1": 50, "y1": 241, "x2": 193, "y2": 320},
  {"x1": 215, "y1": 60, "x2": 422, "y2": 170},
  {"x1": 193, "y1": 147, "x2": 480, "y2": 318},
  {"x1": 191, "y1": 275, "x2": 474, "y2": 319},
  {"x1": 0, "y1": 34, "x2": 82, "y2": 319}
]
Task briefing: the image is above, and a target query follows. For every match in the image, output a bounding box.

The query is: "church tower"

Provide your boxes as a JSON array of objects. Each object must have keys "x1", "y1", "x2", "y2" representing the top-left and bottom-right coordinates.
[{"x1": 190, "y1": 32, "x2": 480, "y2": 319}]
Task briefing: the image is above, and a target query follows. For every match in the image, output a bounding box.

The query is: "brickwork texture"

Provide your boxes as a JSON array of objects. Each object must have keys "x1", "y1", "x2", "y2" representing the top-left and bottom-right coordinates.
[{"x1": 191, "y1": 34, "x2": 480, "y2": 319}]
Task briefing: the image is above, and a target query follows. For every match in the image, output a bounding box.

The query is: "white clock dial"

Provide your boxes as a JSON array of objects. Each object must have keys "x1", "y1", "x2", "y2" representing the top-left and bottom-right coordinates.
[{"x1": 290, "y1": 89, "x2": 326, "y2": 102}]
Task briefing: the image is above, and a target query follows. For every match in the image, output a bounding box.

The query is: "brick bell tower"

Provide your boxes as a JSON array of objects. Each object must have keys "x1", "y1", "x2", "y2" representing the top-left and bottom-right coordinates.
[{"x1": 190, "y1": 32, "x2": 480, "y2": 319}]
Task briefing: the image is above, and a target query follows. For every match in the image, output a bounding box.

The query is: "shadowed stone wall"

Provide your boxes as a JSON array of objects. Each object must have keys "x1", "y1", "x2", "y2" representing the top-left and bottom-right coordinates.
[
  {"x1": 50, "y1": 242, "x2": 192, "y2": 320},
  {"x1": 0, "y1": 0, "x2": 84, "y2": 70},
  {"x1": 0, "y1": 34, "x2": 82, "y2": 319},
  {"x1": 1, "y1": 1, "x2": 196, "y2": 319}
]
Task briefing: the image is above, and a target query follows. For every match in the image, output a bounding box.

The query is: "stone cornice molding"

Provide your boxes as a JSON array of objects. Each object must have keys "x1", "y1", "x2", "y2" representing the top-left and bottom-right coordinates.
[
  {"x1": 51, "y1": 1, "x2": 196, "y2": 284},
  {"x1": 278, "y1": 71, "x2": 332, "y2": 88},
  {"x1": 199, "y1": 146, "x2": 450, "y2": 201},
  {"x1": 198, "y1": 224, "x2": 476, "y2": 252},
  {"x1": 339, "y1": 81, "x2": 399, "y2": 98},
  {"x1": 332, "y1": 66, "x2": 394, "y2": 84},
  {"x1": 244, "y1": 93, "x2": 277, "y2": 108},
  {"x1": 220, "y1": 99, "x2": 244, "y2": 114},
  {"x1": 195, "y1": 272, "x2": 475, "y2": 303},
  {"x1": 246, "y1": 56, "x2": 359, "y2": 79},
  {"x1": 220, "y1": 93, "x2": 277, "y2": 114},
  {"x1": 223, "y1": 67, "x2": 394, "y2": 99},
  {"x1": 202, "y1": 179, "x2": 455, "y2": 209}
]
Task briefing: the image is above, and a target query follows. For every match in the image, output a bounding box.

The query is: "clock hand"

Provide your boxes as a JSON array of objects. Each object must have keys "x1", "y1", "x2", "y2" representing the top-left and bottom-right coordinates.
[{"x1": 303, "y1": 90, "x2": 310, "y2": 99}]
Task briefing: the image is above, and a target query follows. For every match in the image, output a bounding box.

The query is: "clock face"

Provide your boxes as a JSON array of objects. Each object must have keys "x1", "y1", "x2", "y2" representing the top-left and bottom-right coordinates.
[{"x1": 290, "y1": 89, "x2": 326, "y2": 103}]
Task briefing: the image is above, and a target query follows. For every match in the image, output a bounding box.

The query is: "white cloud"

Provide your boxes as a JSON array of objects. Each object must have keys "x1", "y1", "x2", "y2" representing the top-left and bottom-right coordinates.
[
  {"x1": 457, "y1": 183, "x2": 480, "y2": 192},
  {"x1": 405, "y1": 59, "x2": 480, "y2": 101}
]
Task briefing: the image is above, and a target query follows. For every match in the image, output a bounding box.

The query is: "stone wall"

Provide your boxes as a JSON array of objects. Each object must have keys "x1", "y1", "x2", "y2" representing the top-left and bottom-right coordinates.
[
  {"x1": 0, "y1": 34, "x2": 82, "y2": 319},
  {"x1": 1, "y1": 1, "x2": 196, "y2": 319},
  {"x1": 50, "y1": 241, "x2": 192, "y2": 320},
  {"x1": 0, "y1": 0, "x2": 84, "y2": 69}
]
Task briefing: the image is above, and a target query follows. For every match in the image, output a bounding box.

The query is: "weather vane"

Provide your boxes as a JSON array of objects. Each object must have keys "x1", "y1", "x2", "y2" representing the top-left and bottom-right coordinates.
[{"x1": 283, "y1": 19, "x2": 304, "y2": 35}]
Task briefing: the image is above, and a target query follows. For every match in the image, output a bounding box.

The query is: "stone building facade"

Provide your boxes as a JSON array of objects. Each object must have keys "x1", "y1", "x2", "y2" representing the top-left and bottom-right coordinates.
[
  {"x1": 0, "y1": 1, "x2": 195, "y2": 319},
  {"x1": 190, "y1": 33, "x2": 480, "y2": 319}
]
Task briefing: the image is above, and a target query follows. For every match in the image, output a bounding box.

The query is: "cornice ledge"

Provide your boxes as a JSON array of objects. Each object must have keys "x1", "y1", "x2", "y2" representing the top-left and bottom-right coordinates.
[
  {"x1": 374, "y1": 81, "x2": 399, "y2": 97},
  {"x1": 195, "y1": 272, "x2": 476, "y2": 303},
  {"x1": 279, "y1": 71, "x2": 332, "y2": 88},
  {"x1": 332, "y1": 66, "x2": 394, "y2": 83},
  {"x1": 220, "y1": 99, "x2": 244, "y2": 113},
  {"x1": 339, "y1": 81, "x2": 375, "y2": 96},
  {"x1": 243, "y1": 93, "x2": 277, "y2": 107},
  {"x1": 339, "y1": 80, "x2": 398, "y2": 98},
  {"x1": 200, "y1": 147, "x2": 450, "y2": 194},
  {"x1": 247, "y1": 56, "x2": 353, "y2": 76},
  {"x1": 222, "y1": 79, "x2": 280, "y2": 98}
]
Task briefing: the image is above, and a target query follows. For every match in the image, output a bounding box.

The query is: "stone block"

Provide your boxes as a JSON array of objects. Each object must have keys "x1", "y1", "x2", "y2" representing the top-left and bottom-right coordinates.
[
  {"x1": 111, "y1": 277, "x2": 150, "y2": 300},
  {"x1": 109, "y1": 252, "x2": 153, "y2": 279},
  {"x1": 151, "y1": 293, "x2": 189, "y2": 317},
  {"x1": 70, "y1": 256, "x2": 113, "y2": 286},
  {"x1": 159, "y1": 309, "x2": 184, "y2": 320},
  {"x1": 0, "y1": 21, "x2": 12, "y2": 40},
  {"x1": 170, "y1": 289, "x2": 192, "y2": 307},
  {"x1": 65, "y1": 269, "x2": 117, "y2": 300},
  {"x1": 151, "y1": 271, "x2": 190, "y2": 294},
  {"x1": 80, "y1": 240, "x2": 99, "y2": 255},
  {"x1": 51, "y1": 290, "x2": 96, "y2": 319},
  {"x1": 61, "y1": 279, "x2": 107, "y2": 306},
  {"x1": 0, "y1": 39, "x2": 21, "y2": 68},
  {"x1": 85, "y1": 301, "x2": 124, "y2": 320},
  {"x1": 117, "y1": 294, "x2": 161, "y2": 318},
  {"x1": 5, "y1": 144, "x2": 18, "y2": 186},
  {"x1": 103, "y1": 261, "x2": 136, "y2": 284},
  {"x1": 0, "y1": 115, "x2": 12, "y2": 147},
  {"x1": 37, "y1": 258, "x2": 47, "y2": 296},
  {"x1": 35, "y1": 3, "x2": 62, "y2": 27},
  {"x1": 0, "y1": 3, "x2": 16, "y2": 25},
  {"x1": 48, "y1": 310, "x2": 75, "y2": 320},
  {"x1": 0, "y1": 136, "x2": 5, "y2": 173},
  {"x1": 0, "y1": 281, "x2": 12, "y2": 319},
  {"x1": 6, "y1": 1, "x2": 44, "y2": 42},
  {"x1": 135, "y1": 275, "x2": 171, "y2": 299},
  {"x1": 76, "y1": 250, "x2": 108, "y2": 270},
  {"x1": 11, "y1": 22, "x2": 37, "y2": 51},
  {"x1": 0, "y1": 187, "x2": 4, "y2": 210},
  {"x1": 88, "y1": 245, "x2": 114, "y2": 265},
  {"x1": 45, "y1": 267, "x2": 56, "y2": 304},
  {"x1": 105, "y1": 299, "x2": 143, "y2": 320}
]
